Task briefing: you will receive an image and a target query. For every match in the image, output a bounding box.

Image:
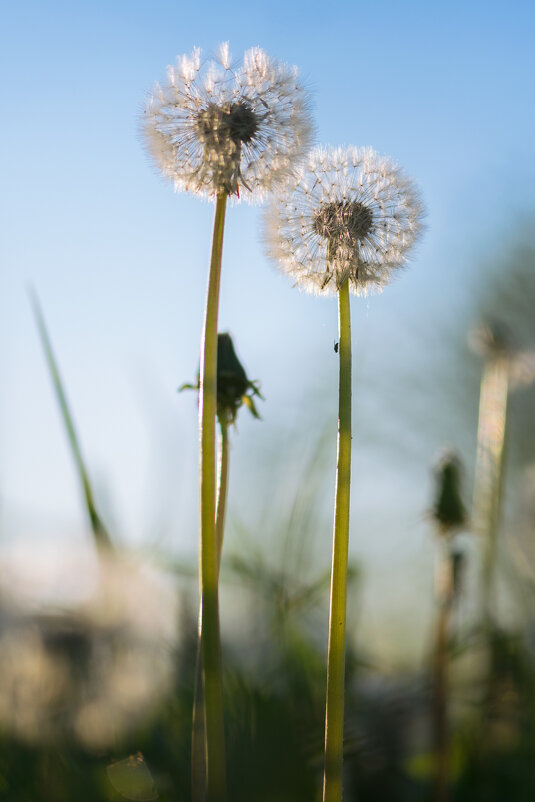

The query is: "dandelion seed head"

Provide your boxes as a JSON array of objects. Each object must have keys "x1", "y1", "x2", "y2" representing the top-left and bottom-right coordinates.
[
  {"x1": 141, "y1": 45, "x2": 314, "y2": 201},
  {"x1": 469, "y1": 319, "x2": 535, "y2": 390},
  {"x1": 469, "y1": 319, "x2": 515, "y2": 359},
  {"x1": 264, "y1": 146, "x2": 425, "y2": 296}
]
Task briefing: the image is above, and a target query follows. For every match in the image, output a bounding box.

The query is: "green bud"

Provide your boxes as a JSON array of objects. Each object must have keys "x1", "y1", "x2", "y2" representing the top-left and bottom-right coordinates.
[
  {"x1": 432, "y1": 451, "x2": 467, "y2": 532},
  {"x1": 216, "y1": 333, "x2": 262, "y2": 423},
  {"x1": 179, "y1": 332, "x2": 263, "y2": 425}
]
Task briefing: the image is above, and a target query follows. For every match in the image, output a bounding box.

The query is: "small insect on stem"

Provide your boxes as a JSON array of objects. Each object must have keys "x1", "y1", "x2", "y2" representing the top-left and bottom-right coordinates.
[{"x1": 334, "y1": 341, "x2": 339, "y2": 353}]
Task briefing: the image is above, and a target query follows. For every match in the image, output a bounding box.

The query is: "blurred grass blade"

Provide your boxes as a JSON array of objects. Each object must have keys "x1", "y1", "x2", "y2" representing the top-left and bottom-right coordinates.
[{"x1": 30, "y1": 289, "x2": 113, "y2": 550}]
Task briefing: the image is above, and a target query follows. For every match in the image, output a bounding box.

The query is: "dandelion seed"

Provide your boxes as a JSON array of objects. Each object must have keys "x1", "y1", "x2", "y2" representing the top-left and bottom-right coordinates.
[
  {"x1": 264, "y1": 145, "x2": 425, "y2": 295},
  {"x1": 141, "y1": 46, "x2": 311, "y2": 800},
  {"x1": 263, "y1": 144, "x2": 425, "y2": 802},
  {"x1": 141, "y1": 44, "x2": 313, "y2": 200}
]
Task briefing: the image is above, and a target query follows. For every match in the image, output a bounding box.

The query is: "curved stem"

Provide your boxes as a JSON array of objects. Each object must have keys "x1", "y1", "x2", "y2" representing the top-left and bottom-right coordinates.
[
  {"x1": 199, "y1": 193, "x2": 228, "y2": 802},
  {"x1": 30, "y1": 289, "x2": 112, "y2": 552},
  {"x1": 192, "y1": 417, "x2": 231, "y2": 802},
  {"x1": 323, "y1": 278, "x2": 352, "y2": 802}
]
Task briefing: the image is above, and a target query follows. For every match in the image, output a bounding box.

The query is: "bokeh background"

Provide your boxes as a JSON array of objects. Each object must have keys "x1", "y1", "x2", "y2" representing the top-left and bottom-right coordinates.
[{"x1": 1, "y1": 0, "x2": 534, "y2": 679}]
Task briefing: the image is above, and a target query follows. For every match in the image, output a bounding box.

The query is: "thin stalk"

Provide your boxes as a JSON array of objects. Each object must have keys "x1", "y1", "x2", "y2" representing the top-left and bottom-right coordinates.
[
  {"x1": 30, "y1": 290, "x2": 112, "y2": 551},
  {"x1": 472, "y1": 356, "x2": 510, "y2": 761},
  {"x1": 191, "y1": 606, "x2": 206, "y2": 802},
  {"x1": 431, "y1": 540, "x2": 454, "y2": 802},
  {"x1": 192, "y1": 417, "x2": 230, "y2": 802},
  {"x1": 216, "y1": 418, "x2": 230, "y2": 573},
  {"x1": 199, "y1": 193, "x2": 228, "y2": 802},
  {"x1": 473, "y1": 357, "x2": 509, "y2": 629},
  {"x1": 323, "y1": 278, "x2": 352, "y2": 802}
]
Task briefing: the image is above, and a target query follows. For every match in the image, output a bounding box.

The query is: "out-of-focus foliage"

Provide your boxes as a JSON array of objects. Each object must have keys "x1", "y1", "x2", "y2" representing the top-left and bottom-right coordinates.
[
  {"x1": 2, "y1": 223, "x2": 535, "y2": 800},
  {"x1": 3, "y1": 556, "x2": 535, "y2": 800}
]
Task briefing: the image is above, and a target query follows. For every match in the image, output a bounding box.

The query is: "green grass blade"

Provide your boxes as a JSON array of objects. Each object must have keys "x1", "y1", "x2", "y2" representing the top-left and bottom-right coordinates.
[{"x1": 30, "y1": 289, "x2": 113, "y2": 551}]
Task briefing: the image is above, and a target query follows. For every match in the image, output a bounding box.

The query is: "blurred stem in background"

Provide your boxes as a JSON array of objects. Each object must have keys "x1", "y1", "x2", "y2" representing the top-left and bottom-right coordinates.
[
  {"x1": 475, "y1": 356, "x2": 509, "y2": 628},
  {"x1": 432, "y1": 544, "x2": 453, "y2": 802},
  {"x1": 469, "y1": 319, "x2": 535, "y2": 762},
  {"x1": 182, "y1": 332, "x2": 261, "y2": 802},
  {"x1": 323, "y1": 279, "x2": 352, "y2": 802},
  {"x1": 30, "y1": 289, "x2": 113, "y2": 552},
  {"x1": 471, "y1": 324, "x2": 511, "y2": 630},
  {"x1": 431, "y1": 452, "x2": 467, "y2": 802}
]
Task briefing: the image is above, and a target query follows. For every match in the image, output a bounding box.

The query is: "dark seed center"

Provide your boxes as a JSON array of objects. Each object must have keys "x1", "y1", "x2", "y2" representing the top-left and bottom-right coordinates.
[
  {"x1": 226, "y1": 103, "x2": 258, "y2": 143},
  {"x1": 197, "y1": 102, "x2": 258, "y2": 145},
  {"x1": 313, "y1": 200, "x2": 373, "y2": 245}
]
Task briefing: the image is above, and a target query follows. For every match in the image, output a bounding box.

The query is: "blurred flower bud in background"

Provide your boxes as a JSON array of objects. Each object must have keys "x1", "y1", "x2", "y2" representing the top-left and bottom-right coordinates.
[{"x1": 432, "y1": 450, "x2": 468, "y2": 536}]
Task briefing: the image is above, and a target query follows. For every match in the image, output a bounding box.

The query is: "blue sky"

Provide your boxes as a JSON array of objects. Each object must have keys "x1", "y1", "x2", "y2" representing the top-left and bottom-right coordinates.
[{"x1": 1, "y1": 0, "x2": 534, "y2": 653}]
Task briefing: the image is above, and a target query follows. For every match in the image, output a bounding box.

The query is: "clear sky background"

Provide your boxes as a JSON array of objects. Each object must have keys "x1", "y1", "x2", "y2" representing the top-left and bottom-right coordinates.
[{"x1": 1, "y1": 0, "x2": 534, "y2": 658}]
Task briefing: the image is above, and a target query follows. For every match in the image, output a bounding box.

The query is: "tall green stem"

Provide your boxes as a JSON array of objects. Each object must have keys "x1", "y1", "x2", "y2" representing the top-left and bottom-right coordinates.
[
  {"x1": 216, "y1": 419, "x2": 230, "y2": 573},
  {"x1": 323, "y1": 278, "x2": 352, "y2": 802},
  {"x1": 192, "y1": 417, "x2": 231, "y2": 802},
  {"x1": 199, "y1": 193, "x2": 228, "y2": 802},
  {"x1": 432, "y1": 540, "x2": 454, "y2": 802}
]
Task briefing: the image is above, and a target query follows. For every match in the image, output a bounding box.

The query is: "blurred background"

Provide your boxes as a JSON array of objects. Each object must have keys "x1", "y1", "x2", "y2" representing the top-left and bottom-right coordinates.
[{"x1": 1, "y1": 1, "x2": 535, "y2": 799}]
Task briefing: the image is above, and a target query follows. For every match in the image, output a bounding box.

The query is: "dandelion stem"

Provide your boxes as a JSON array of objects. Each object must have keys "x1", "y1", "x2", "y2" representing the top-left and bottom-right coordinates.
[
  {"x1": 199, "y1": 192, "x2": 228, "y2": 802},
  {"x1": 191, "y1": 609, "x2": 206, "y2": 802},
  {"x1": 473, "y1": 357, "x2": 509, "y2": 629},
  {"x1": 192, "y1": 416, "x2": 230, "y2": 802},
  {"x1": 216, "y1": 419, "x2": 230, "y2": 573},
  {"x1": 323, "y1": 278, "x2": 352, "y2": 802},
  {"x1": 432, "y1": 540, "x2": 454, "y2": 802}
]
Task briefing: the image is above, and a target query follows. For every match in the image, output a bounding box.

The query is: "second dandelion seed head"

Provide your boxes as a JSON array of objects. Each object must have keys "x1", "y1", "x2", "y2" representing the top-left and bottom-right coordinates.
[{"x1": 264, "y1": 146, "x2": 425, "y2": 295}]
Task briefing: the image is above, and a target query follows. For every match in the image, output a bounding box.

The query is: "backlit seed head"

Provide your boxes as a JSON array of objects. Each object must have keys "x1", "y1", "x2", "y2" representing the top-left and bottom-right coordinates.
[
  {"x1": 264, "y1": 146, "x2": 425, "y2": 295},
  {"x1": 141, "y1": 45, "x2": 314, "y2": 201}
]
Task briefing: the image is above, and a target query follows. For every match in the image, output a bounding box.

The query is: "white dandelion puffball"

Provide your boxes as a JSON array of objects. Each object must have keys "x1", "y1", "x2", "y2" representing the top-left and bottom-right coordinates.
[
  {"x1": 141, "y1": 43, "x2": 314, "y2": 201},
  {"x1": 0, "y1": 548, "x2": 178, "y2": 749},
  {"x1": 264, "y1": 146, "x2": 425, "y2": 296}
]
